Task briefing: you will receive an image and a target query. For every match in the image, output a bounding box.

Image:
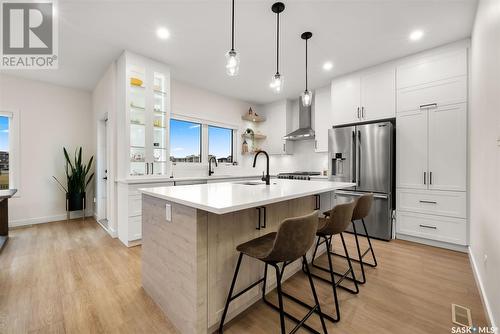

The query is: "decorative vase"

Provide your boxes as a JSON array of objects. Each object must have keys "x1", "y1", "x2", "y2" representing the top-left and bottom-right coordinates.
[{"x1": 67, "y1": 192, "x2": 86, "y2": 211}]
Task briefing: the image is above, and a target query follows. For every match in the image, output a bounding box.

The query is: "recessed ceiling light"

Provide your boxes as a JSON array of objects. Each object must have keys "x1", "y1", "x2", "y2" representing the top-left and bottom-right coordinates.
[
  {"x1": 323, "y1": 61, "x2": 333, "y2": 71},
  {"x1": 409, "y1": 29, "x2": 424, "y2": 41},
  {"x1": 156, "y1": 27, "x2": 170, "y2": 40}
]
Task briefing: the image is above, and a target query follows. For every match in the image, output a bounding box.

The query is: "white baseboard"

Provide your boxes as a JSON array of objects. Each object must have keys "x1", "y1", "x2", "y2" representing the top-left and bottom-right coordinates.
[
  {"x1": 468, "y1": 246, "x2": 497, "y2": 329},
  {"x1": 396, "y1": 233, "x2": 468, "y2": 253},
  {"x1": 9, "y1": 211, "x2": 94, "y2": 228}
]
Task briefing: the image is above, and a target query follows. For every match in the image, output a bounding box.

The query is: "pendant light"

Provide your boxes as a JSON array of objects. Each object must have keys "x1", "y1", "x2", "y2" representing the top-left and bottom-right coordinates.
[
  {"x1": 225, "y1": 0, "x2": 239, "y2": 76},
  {"x1": 270, "y1": 2, "x2": 285, "y2": 93},
  {"x1": 301, "y1": 32, "x2": 313, "y2": 107}
]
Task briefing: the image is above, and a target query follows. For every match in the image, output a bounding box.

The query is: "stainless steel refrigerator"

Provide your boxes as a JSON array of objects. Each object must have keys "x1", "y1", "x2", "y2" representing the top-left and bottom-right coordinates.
[{"x1": 328, "y1": 121, "x2": 394, "y2": 240}]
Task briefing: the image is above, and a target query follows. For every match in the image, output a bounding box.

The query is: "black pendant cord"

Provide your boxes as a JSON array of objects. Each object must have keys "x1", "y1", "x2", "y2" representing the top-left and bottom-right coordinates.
[
  {"x1": 276, "y1": 12, "x2": 280, "y2": 74},
  {"x1": 231, "y1": 0, "x2": 235, "y2": 51}
]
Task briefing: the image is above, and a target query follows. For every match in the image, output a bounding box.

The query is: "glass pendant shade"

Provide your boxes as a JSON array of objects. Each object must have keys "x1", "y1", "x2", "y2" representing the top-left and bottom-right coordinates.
[
  {"x1": 225, "y1": 49, "x2": 240, "y2": 76},
  {"x1": 301, "y1": 90, "x2": 312, "y2": 107},
  {"x1": 269, "y1": 73, "x2": 284, "y2": 93}
]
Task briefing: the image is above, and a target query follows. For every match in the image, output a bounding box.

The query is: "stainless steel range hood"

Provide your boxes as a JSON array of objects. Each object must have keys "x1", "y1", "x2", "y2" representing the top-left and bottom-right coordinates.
[{"x1": 283, "y1": 102, "x2": 315, "y2": 141}]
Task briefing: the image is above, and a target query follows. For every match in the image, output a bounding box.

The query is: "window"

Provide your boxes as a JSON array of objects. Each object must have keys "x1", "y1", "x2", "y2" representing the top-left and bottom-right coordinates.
[
  {"x1": 0, "y1": 115, "x2": 9, "y2": 189},
  {"x1": 0, "y1": 111, "x2": 17, "y2": 191},
  {"x1": 169, "y1": 118, "x2": 201, "y2": 163},
  {"x1": 208, "y1": 126, "x2": 233, "y2": 163}
]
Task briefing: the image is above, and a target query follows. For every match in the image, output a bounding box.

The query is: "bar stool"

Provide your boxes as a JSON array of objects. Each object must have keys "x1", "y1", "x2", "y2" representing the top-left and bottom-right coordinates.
[
  {"x1": 330, "y1": 194, "x2": 377, "y2": 284},
  {"x1": 218, "y1": 211, "x2": 328, "y2": 334},
  {"x1": 306, "y1": 200, "x2": 359, "y2": 323}
]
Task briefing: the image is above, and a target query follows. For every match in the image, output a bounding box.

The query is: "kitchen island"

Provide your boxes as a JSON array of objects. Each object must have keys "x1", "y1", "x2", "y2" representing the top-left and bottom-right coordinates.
[{"x1": 139, "y1": 179, "x2": 355, "y2": 334}]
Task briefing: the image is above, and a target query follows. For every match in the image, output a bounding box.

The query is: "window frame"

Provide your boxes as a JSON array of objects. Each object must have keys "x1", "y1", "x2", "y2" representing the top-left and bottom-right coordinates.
[
  {"x1": 208, "y1": 124, "x2": 234, "y2": 165},
  {"x1": 169, "y1": 117, "x2": 203, "y2": 164},
  {"x1": 0, "y1": 110, "x2": 20, "y2": 195},
  {"x1": 169, "y1": 114, "x2": 238, "y2": 167}
]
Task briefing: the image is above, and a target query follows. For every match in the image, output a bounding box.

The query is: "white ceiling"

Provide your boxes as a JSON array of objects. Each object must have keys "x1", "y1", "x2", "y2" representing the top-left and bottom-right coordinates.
[{"x1": 1, "y1": 0, "x2": 478, "y2": 104}]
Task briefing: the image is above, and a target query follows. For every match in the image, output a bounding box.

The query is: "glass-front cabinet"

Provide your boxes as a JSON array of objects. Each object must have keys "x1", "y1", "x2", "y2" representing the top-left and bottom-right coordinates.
[{"x1": 120, "y1": 52, "x2": 170, "y2": 178}]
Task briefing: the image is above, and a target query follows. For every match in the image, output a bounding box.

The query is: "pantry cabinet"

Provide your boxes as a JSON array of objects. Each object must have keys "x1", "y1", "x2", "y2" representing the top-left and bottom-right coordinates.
[
  {"x1": 395, "y1": 45, "x2": 469, "y2": 249},
  {"x1": 331, "y1": 67, "x2": 395, "y2": 126}
]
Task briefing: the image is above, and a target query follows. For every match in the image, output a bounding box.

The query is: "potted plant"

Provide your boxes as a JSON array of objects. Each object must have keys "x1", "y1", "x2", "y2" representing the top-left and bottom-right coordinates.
[{"x1": 53, "y1": 147, "x2": 94, "y2": 212}]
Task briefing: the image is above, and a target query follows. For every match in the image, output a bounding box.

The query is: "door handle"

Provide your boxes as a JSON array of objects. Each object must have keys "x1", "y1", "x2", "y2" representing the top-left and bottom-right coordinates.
[
  {"x1": 419, "y1": 200, "x2": 437, "y2": 204},
  {"x1": 419, "y1": 103, "x2": 438, "y2": 109},
  {"x1": 429, "y1": 172, "x2": 433, "y2": 185},
  {"x1": 357, "y1": 130, "x2": 361, "y2": 186},
  {"x1": 351, "y1": 131, "x2": 356, "y2": 183},
  {"x1": 146, "y1": 163, "x2": 149, "y2": 175},
  {"x1": 419, "y1": 224, "x2": 437, "y2": 230},
  {"x1": 423, "y1": 172, "x2": 426, "y2": 185},
  {"x1": 151, "y1": 162, "x2": 154, "y2": 175}
]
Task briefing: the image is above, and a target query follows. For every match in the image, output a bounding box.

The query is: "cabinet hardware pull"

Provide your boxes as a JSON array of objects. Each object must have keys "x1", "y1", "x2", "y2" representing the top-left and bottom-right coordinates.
[
  {"x1": 151, "y1": 162, "x2": 154, "y2": 175},
  {"x1": 361, "y1": 106, "x2": 365, "y2": 118},
  {"x1": 419, "y1": 224, "x2": 437, "y2": 229},
  {"x1": 419, "y1": 103, "x2": 438, "y2": 109},
  {"x1": 356, "y1": 107, "x2": 360, "y2": 119},
  {"x1": 256, "y1": 207, "x2": 267, "y2": 229},
  {"x1": 423, "y1": 172, "x2": 426, "y2": 185},
  {"x1": 429, "y1": 171, "x2": 433, "y2": 185},
  {"x1": 419, "y1": 200, "x2": 437, "y2": 204},
  {"x1": 146, "y1": 163, "x2": 149, "y2": 175},
  {"x1": 283, "y1": 143, "x2": 285, "y2": 152},
  {"x1": 314, "y1": 194, "x2": 320, "y2": 210}
]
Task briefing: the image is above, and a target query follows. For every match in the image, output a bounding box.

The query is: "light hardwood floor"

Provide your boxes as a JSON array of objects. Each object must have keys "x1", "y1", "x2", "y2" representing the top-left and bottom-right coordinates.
[{"x1": 0, "y1": 219, "x2": 487, "y2": 333}]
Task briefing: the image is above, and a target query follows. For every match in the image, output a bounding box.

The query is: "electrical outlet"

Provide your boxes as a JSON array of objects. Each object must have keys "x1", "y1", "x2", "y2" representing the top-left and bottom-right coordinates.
[{"x1": 165, "y1": 203, "x2": 172, "y2": 222}]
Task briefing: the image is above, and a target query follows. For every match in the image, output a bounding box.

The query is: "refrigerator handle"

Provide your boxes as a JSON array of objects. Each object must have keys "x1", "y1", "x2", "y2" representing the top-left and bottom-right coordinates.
[
  {"x1": 351, "y1": 130, "x2": 356, "y2": 183},
  {"x1": 357, "y1": 130, "x2": 361, "y2": 187}
]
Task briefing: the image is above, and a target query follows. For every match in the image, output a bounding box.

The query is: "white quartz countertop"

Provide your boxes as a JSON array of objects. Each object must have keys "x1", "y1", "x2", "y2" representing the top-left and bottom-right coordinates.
[
  {"x1": 139, "y1": 179, "x2": 356, "y2": 214},
  {"x1": 116, "y1": 174, "x2": 262, "y2": 184}
]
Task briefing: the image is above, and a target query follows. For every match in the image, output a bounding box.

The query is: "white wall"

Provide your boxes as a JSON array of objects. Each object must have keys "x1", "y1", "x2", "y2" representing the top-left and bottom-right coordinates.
[
  {"x1": 469, "y1": 0, "x2": 500, "y2": 327},
  {"x1": 92, "y1": 62, "x2": 117, "y2": 235},
  {"x1": 0, "y1": 74, "x2": 94, "y2": 227}
]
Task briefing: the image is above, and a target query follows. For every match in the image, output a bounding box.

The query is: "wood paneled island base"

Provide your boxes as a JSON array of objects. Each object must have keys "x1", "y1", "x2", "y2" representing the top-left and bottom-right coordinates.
[{"x1": 141, "y1": 194, "x2": 326, "y2": 334}]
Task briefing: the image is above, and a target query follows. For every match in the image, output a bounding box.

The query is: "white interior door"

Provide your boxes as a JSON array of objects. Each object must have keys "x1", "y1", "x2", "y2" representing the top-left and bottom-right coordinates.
[
  {"x1": 428, "y1": 103, "x2": 467, "y2": 191},
  {"x1": 396, "y1": 109, "x2": 428, "y2": 189}
]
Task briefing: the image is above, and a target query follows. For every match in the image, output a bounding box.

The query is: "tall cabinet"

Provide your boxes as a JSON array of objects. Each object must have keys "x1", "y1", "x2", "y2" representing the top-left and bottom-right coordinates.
[
  {"x1": 116, "y1": 52, "x2": 173, "y2": 246},
  {"x1": 395, "y1": 47, "x2": 469, "y2": 249}
]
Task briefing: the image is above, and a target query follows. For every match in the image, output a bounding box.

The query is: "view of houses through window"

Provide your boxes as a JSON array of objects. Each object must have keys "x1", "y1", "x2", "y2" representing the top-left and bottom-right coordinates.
[
  {"x1": 0, "y1": 115, "x2": 9, "y2": 189},
  {"x1": 208, "y1": 125, "x2": 233, "y2": 163}
]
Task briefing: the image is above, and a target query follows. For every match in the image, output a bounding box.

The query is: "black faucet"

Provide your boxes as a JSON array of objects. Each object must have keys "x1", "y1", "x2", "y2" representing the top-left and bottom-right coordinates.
[
  {"x1": 208, "y1": 156, "x2": 218, "y2": 176},
  {"x1": 253, "y1": 150, "x2": 270, "y2": 185}
]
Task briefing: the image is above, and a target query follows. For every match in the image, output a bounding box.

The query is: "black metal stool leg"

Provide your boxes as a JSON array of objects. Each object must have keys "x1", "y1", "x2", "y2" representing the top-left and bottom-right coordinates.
[
  {"x1": 302, "y1": 255, "x2": 328, "y2": 334},
  {"x1": 273, "y1": 263, "x2": 287, "y2": 334},
  {"x1": 362, "y1": 218, "x2": 378, "y2": 267},
  {"x1": 219, "y1": 253, "x2": 244, "y2": 333},
  {"x1": 340, "y1": 233, "x2": 359, "y2": 294},
  {"x1": 351, "y1": 221, "x2": 367, "y2": 284}
]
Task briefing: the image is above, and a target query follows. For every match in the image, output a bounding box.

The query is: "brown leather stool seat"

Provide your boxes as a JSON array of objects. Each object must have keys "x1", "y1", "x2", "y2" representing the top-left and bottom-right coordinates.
[{"x1": 219, "y1": 211, "x2": 328, "y2": 334}]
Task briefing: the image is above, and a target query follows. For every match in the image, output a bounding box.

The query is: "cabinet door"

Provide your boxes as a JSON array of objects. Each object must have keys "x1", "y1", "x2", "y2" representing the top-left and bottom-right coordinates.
[
  {"x1": 428, "y1": 103, "x2": 467, "y2": 191},
  {"x1": 360, "y1": 67, "x2": 396, "y2": 121},
  {"x1": 260, "y1": 100, "x2": 292, "y2": 154},
  {"x1": 313, "y1": 86, "x2": 333, "y2": 152},
  {"x1": 331, "y1": 75, "x2": 361, "y2": 125},
  {"x1": 396, "y1": 110, "x2": 428, "y2": 189}
]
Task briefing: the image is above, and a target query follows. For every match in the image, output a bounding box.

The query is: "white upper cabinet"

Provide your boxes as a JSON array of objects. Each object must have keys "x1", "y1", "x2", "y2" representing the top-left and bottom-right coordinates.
[
  {"x1": 260, "y1": 100, "x2": 293, "y2": 155},
  {"x1": 397, "y1": 48, "x2": 467, "y2": 89},
  {"x1": 428, "y1": 103, "x2": 467, "y2": 191},
  {"x1": 331, "y1": 67, "x2": 395, "y2": 126},
  {"x1": 360, "y1": 67, "x2": 396, "y2": 121},
  {"x1": 331, "y1": 75, "x2": 360, "y2": 125},
  {"x1": 313, "y1": 86, "x2": 333, "y2": 152},
  {"x1": 396, "y1": 109, "x2": 428, "y2": 190}
]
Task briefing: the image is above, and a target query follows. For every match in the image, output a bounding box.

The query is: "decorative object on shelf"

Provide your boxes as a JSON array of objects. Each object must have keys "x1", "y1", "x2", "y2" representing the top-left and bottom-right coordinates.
[
  {"x1": 270, "y1": 2, "x2": 285, "y2": 93},
  {"x1": 225, "y1": 0, "x2": 240, "y2": 76},
  {"x1": 241, "y1": 107, "x2": 266, "y2": 122},
  {"x1": 130, "y1": 77, "x2": 143, "y2": 87},
  {"x1": 52, "y1": 147, "x2": 94, "y2": 214},
  {"x1": 301, "y1": 31, "x2": 313, "y2": 107},
  {"x1": 130, "y1": 102, "x2": 145, "y2": 110},
  {"x1": 242, "y1": 139, "x2": 249, "y2": 154},
  {"x1": 131, "y1": 152, "x2": 144, "y2": 162}
]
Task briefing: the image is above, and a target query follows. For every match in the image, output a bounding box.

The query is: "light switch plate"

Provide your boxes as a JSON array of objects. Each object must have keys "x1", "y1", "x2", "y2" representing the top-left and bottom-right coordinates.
[{"x1": 165, "y1": 203, "x2": 172, "y2": 222}]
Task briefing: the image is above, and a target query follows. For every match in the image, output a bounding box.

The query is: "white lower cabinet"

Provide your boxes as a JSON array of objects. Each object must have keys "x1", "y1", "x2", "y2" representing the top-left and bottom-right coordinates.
[
  {"x1": 397, "y1": 189, "x2": 466, "y2": 218},
  {"x1": 396, "y1": 211, "x2": 467, "y2": 246}
]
